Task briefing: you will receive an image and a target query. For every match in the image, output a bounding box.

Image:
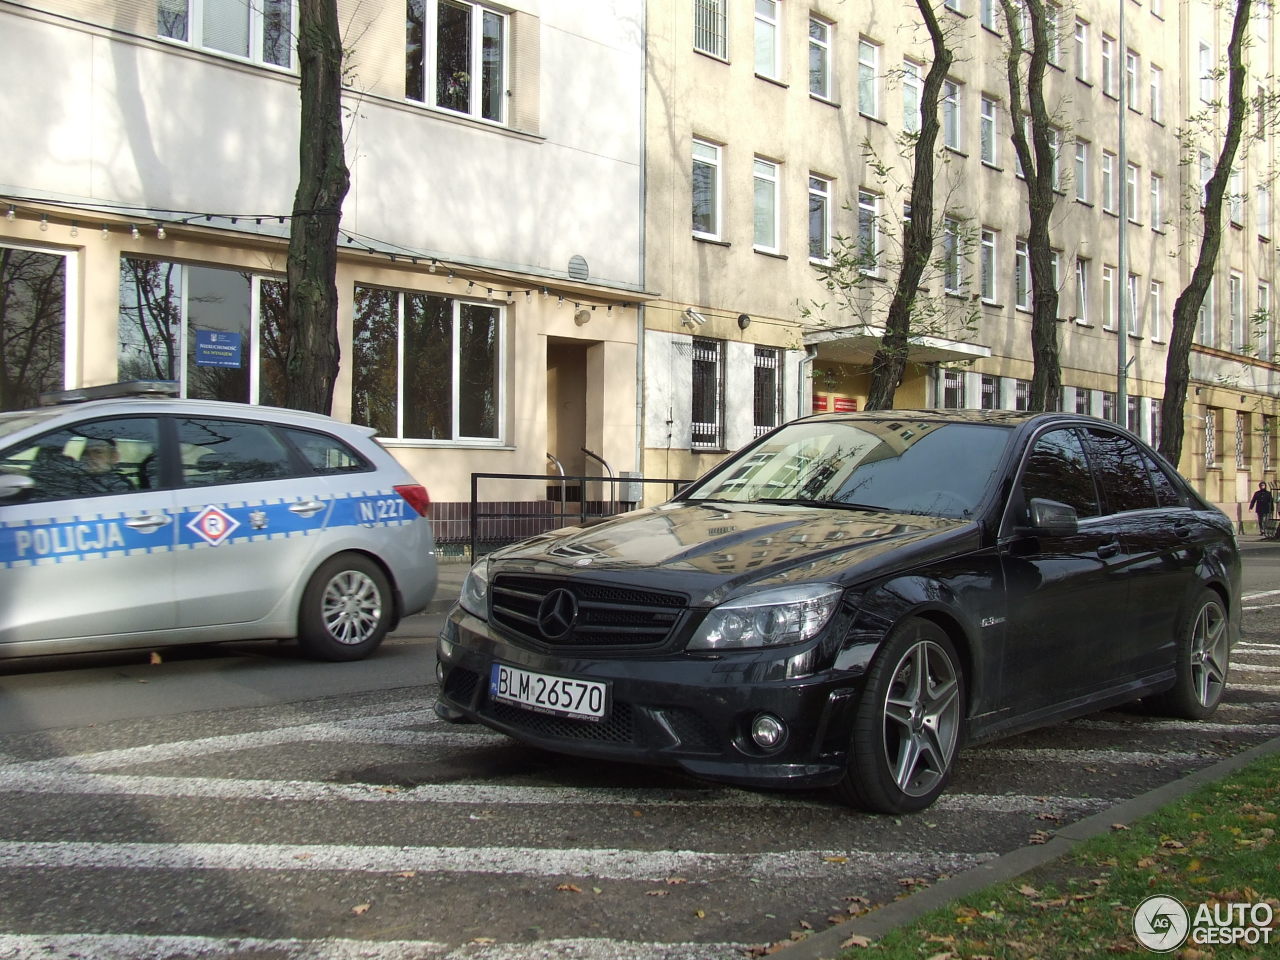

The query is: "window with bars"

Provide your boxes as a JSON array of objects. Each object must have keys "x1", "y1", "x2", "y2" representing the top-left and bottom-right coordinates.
[
  {"x1": 980, "y1": 374, "x2": 998, "y2": 409},
  {"x1": 1014, "y1": 379, "x2": 1030, "y2": 411},
  {"x1": 1150, "y1": 399, "x2": 1162, "y2": 449},
  {"x1": 691, "y1": 338, "x2": 724, "y2": 449},
  {"x1": 1236, "y1": 412, "x2": 1248, "y2": 469},
  {"x1": 1076, "y1": 388, "x2": 1091, "y2": 415},
  {"x1": 752, "y1": 347, "x2": 782, "y2": 437},
  {"x1": 1102, "y1": 391, "x2": 1116, "y2": 422},
  {"x1": 693, "y1": 0, "x2": 727, "y2": 58},
  {"x1": 941, "y1": 369, "x2": 965, "y2": 408},
  {"x1": 1205, "y1": 409, "x2": 1218, "y2": 468},
  {"x1": 1264, "y1": 415, "x2": 1273, "y2": 472}
]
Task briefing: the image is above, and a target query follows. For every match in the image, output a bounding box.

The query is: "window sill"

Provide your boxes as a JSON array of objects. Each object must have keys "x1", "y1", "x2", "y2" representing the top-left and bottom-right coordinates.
[
  {"x1": 1077, "y1": 199, "x2": 1095, "y2": 208},
  {"x1": 1074, "y1": 319, "x2": 1094, "y2": 327},
  {"x1": 981, "y1": 299, "x2": 1003, "y2": 308},
  {"x1": 1103, "y1": 90, "x2": 1119, "y2": 101},
  {"x1": 860, "y1": 111, "x2": 887, "y2": 126},
  {"x1": 754, "y1": 248, "x2": 788, "y2": 260},
  {"x1": 944, "y1": 146, "x2": 969, "y2": 159},
  {"x1": 810, "y1": 94, "x2": 841, "y2": 109},
  {"x1": 981, "y1": 161, "x2": 1003, "y2": 172},
  {"x1": 693, "y1": 235, "x2": 731, "y2": 247},
  {"x1": 694, "y1": 48, "x2": 730, "y2": 65},
  {"x1": 755, "y1": 74, "x2": 788, "y2": 89},
  {"x1": 982, "y1": 25, "x2": 1002, "y2": 38},
  {"x1": 383, "y1": 439, "x2": 515, "y2": 451},
  {"x1": 1103, "y1": 208, "x2": 1119, "y2": 218},
  {"x1": 1076, "y1": 78, "x2": 1094, "y2": 88}
]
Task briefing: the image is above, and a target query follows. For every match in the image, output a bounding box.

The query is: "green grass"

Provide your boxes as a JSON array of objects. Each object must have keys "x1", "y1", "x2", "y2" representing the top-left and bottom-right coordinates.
[{"x1": 840, "y1": 752, "x2": 1280, "y2": 959}]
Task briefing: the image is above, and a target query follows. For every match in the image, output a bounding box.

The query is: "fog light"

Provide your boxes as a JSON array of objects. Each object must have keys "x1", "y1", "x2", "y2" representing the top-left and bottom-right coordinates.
[
  {"x1": 435, "y1": 661, "x2": 445, "y2": 684},
  {"x1": 750, "y1": 714, "x2": 786, "y2": 749}
]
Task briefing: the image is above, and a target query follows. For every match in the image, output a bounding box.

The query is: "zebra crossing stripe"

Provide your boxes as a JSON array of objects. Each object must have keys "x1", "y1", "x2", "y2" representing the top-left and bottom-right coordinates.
[
  {"x1": 0, "y1": 840, "x2": 996, "y2": 882},
  {"x1": 968, "y1": 747, "x2": 1207, "y2": 764}
]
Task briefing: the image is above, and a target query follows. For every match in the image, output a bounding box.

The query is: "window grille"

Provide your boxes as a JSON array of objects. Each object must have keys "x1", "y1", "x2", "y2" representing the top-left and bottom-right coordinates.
[
  {"x1": 1236, "y1": 412, "x2": 1247, "y2": 469},
  {"x1": 1265, "y1": 416, "x2": 1273, "y2": 471},
  {"x1": 1205, "y1": 410, "x2": 1217, "y2": 467},
  {"x1": 694, "y1": 0, "x2": 727, "y2": 58},
  {"x1": 753, "y1": 347, "x2": 782, "y2": 438},
  {"x1": 980, "y1": 375, "x2": 997, "y2": 410},
  {"x1": 691, "y1": 338, "x2": 724, "y2": 449},
  {"x1": 942, "y1": 369, "x2": 964, "y2": 408}
]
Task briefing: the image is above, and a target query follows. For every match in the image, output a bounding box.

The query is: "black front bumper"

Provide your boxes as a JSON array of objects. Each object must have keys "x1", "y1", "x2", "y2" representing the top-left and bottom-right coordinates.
[{"x1": 434, "y1": 607, "x2": 867, "y2": 789}]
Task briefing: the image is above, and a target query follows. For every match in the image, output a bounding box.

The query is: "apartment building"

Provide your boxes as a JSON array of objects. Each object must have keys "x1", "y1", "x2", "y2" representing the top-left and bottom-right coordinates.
[
  {"x1": 644, "y1": 0, "x2": 1277, "y2": 518},
  {"x1": 0, "y1": 0, "x2": 646, "y2": 545}
]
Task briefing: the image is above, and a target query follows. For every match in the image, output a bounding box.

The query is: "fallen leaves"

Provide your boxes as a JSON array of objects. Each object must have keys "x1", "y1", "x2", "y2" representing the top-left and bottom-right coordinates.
[
  {"x1": 351, "y1": 902, "x2": 371, "y2": 916},
  {"x1": 555, "y1": 883, "x2": 582, "y2": 893}
]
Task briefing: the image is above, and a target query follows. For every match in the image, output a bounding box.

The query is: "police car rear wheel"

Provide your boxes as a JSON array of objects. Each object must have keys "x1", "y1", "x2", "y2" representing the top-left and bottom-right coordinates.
[{"x1": 298, "y1": 554, "x2": 392, "y2": 661}]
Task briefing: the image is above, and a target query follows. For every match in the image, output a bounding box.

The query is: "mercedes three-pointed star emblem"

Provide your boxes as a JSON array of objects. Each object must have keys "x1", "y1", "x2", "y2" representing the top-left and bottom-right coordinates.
[{"x1": 536, "y1": 588, "x2": 578, "y2": 640}]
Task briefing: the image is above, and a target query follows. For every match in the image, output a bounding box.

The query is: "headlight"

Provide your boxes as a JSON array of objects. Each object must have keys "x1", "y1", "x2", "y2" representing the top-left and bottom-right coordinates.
[
  {"x1": 687, "y1": 584, "x2": 842, "y2": 651},
  {"x1": 459, "y1": 558, "x2": 491, "y2": 619}
]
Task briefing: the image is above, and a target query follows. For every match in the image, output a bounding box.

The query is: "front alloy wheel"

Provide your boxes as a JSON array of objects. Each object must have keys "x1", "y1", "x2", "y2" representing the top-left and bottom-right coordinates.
[{"x1": 838, "y1": 618, "x2": 964, "y2": 813}]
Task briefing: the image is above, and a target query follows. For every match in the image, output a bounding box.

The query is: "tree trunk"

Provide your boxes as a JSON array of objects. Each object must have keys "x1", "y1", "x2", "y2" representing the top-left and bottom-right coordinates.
[
  {"x1": 1158, "y1": 0, "x2": 1252, "y2": 465},
  {"x1": 284, "y1": 0, "x2": 350, "y2": 415},
  {"x1": 1001, "y1": 0, "x2": 1062, "y2": 412},
  {"x1": 865, "y1": 0, "x2": 954, "y2": 410}
]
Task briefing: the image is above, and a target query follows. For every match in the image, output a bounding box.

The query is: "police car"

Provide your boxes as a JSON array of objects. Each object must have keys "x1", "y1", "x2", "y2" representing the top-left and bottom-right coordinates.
[{"x1": 0, "y1": 382, "x2": 437, "y2": 661}]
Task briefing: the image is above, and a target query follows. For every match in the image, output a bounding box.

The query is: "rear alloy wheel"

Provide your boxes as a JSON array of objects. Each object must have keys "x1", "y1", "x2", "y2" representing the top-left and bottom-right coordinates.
[
  {"x1": 298, "y1": 554, "x2": 393, "y2": 661},
  {"x1": 1144, "y1": 589, "x2": 1230, "y2": 720},
  {"x1": 837, "y1": 618, "x2": 963, "y2": 813}
]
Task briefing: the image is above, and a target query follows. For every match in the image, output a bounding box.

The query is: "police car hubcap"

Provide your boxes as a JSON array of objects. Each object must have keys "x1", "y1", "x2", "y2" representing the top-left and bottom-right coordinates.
[{"x1": 322, "y1": 571, "x2": 382, "y2": 645}]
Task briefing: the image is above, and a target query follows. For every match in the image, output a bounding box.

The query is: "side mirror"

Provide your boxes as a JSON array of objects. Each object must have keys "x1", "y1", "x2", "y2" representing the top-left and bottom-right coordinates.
[
  {"x1": 1024, "y1": 497, "x2": 1079, "y2": 537},
  {"x1": 0, "y1": 473, "x2": 34, "y2": 500}
]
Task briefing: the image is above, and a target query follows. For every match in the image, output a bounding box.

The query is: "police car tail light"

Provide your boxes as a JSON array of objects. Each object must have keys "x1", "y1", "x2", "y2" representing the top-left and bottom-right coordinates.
[{"x1": 394, "y1": 484, "x2": 431, "y2": 517}]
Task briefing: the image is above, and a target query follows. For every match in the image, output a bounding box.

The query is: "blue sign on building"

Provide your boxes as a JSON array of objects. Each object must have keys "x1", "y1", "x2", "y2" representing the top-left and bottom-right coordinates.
[{"x1": 194, "y1": 330, "x2": 243, "y2": 368}]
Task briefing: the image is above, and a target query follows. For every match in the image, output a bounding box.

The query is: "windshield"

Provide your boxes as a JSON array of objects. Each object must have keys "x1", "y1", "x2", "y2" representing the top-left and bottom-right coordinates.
[{"x1": 684, "y1": 420, "x2": 1012, "y2": 519}]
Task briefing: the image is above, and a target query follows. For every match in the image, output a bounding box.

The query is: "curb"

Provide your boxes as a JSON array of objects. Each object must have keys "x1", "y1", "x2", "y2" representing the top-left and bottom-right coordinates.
[{"x1": 777, "y1": 734, "x2": 1280, "y2": 960}]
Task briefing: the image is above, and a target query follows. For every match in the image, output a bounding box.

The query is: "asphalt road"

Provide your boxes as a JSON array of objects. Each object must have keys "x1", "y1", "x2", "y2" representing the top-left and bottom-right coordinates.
[{"x1": 0, "y1": 553, "x2": 1276, "y2": 959}]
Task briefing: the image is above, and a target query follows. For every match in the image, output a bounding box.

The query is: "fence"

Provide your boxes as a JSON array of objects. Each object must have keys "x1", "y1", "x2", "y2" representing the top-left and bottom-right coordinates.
[{"x1": 465, "y1": 472, "x2": 691, "y2": 559}]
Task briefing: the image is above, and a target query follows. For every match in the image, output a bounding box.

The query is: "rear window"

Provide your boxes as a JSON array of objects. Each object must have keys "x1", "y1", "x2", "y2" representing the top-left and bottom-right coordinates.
[{"x1": 281, "y1": 427, "x2": 372, "y2": 475}]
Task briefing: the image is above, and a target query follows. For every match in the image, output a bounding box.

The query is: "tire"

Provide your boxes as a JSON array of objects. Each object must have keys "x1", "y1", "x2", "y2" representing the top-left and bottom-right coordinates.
[
  {"x1": 836, "y1": 618, "x2": 964, "y2": 814},
  {"x1": 298, "y1": 553, "x2": 393, "y2": 662},
  {"x1": 1143, "y1": 588, "x2": 1230, "y2": 720}
]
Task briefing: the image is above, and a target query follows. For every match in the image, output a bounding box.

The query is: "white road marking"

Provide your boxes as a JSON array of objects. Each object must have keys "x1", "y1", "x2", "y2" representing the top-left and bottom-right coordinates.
[
  {"x1": 0, "y1": 841, "x2": 995, "y2": 882},
  {"x1": 1225, "y1": 683, "x2": 1280, "y2": 695},
  {"x1": 0, "y1": 935, "x2": 749, "y2": 960},
  {"x1": 1068, "y1": 718, "x2": 1280, "y2": 734},
  {"x1": 967, "y1": 747, "x2": 1208, "y2": 765},
  {"x1": 1232, "y1": 663, "x2": 1280, "y2": 673}
]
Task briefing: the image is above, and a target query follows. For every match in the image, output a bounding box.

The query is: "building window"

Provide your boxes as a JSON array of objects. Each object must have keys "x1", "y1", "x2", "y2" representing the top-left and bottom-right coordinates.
[
  {"x1": 753, "y1": 157, "x2": 780, "y2": 253},
  {"x1": 1015, "y1": 379, "x2": 1030, "y2": 411},
  {"x1": 694, "y1": 0, "x2": 727, "y2": 58},
  {"x1": 1151, "y1": 399, "x2": 1162, "y2": 449},
  {"x1": 942, "y1": 217, "x2": 964, "y2": 294},
  {"x1": 858, "y1": 39, "x2": 880, "y2": 117},
  {"x1": 1150, "y1": 173, "x2": 1164, "y2": 229},
  {"x1": 1048, "y1": 126, "x2": 1062, "y2": 190},
  {"x1": 1102, "y1": 390, "x2": 1116, "y2": 423},
  {"x1": 1199, "y1": 42, "x2": 1215, "y2": 102},
  {"x1": 1, "y1": 244, "x2": 67, "y2": 411},
  {"x1": 809, "y1": 16, "x2": 833, "y2": 98},
  {"x1": 1230, "y1": 271, "x2": 1246, "y2": 352},
  {"x1": 1074, "y1": 139, "x2": 1091, "y2": 202},
  {"x1": 1101, "y1": 150, "x2": 1117, "y2": 213},
  {"x1": 1045, "y1": 3, "x2": 1062, "y2": 66},
  {"x1": 691, "y1": 338, "x2": 724, "y2": 449},
  {"x1": 857, "y1": 191, "x2": 881, "y2": 273},
  {"x1": 753, "y1": 347, "x2": 782, "y2": 437},
  {"x1": 1125, "y1": 49, "x2": 1140, "y2": 108},
  {"x1": 1015, "y1": 240, "x2": 1031, "y2": 310},
  {"x1": 942, "y1": 369, "x2": 965, "y2": 408},
  {"x1": 1076, "y1": 388, "x2": 1091, "y2": 415},
  {"x1": 1259, "y1": 184, "x2": 1272, "y2": 239},
  {"x1": 980, "y1": 374, "x2": 998, "y2": 409},
  {"x1": 1229, "y1": 169, "x2": 1244, "y2": 226},
  {"x1": 754, "y1": 0, "x2": 780, "y2": 79},
  {"x1": 1237, "y1": 411, "x2": 1248, "y2": 470},
  {"x1": 1129, "y1": 396, "x2": 1142, "y2": 434},
  {"x1": 406, "y1": 0, "x2": 507, "y2": 123},
  {"x1": 1198, "y1": 279, "x2": 1216, "y2": 346},
  {"x1": 1149, "y1": 64, "x2": 1163, "y2": 122},
  {"x1": 692, "y1": 139, "x2": 722, "y2": 240},
  {"x1": 1205, "y1": 409, "x2": 1218, "y2": 467},
  {"x1": 945, "y1": 0, "x2": 962, "y2": 12},
  {"x1": 1127, "y1": 272, "x2": 1141, "y2": 336},
  {"x1": 942, "y1": 80, "x2": 961, "y2": 149},
  {"x1": 1149, "y1": 280, "x2": 1163, "y2": 341},
  {"x1": 1102, "y1": 264, "x2": 1116, "y2": 330},
  {"x1": 980, "y1": 95, "x2": 998, "y2": 165},
  {"x1": 118, "y1": 257, "x2": 288, "y2": 406},
  {"x1": 1125, "y1": 162, "x2": 1141, "y2": 223},
  {"x1": 1074, "y1": 19, "x2": 1089, "y2": 82},
  {"x1": 808, "y1": 175, "x2": 832, "y2": 262},
  {"x1": 1260, "y1": 282, "x2": 1274, "y2": 360},
  {"x1": 903, "y1": 61, "x2": 923, "y2": 134},
  {"x1": 981, "y1": 0, "x2": 998, "y2": 31},
  {"x1": 351, "y1": 286, "x2": 502, "y2": 441},
  {"x1": 980, "y1": 229, "x2": 997, "y2": 302},
  {"x1": 1264, "y1": 414, "x2": 1274, "y2": 472},
  {"x1": 1075, "y1": 258, "x2": 1090, "y2": 324},
  {"x1": 159, "y1": 0, "x2": 294, "y2": 69},
  {"x1": 1100, "y1": 34, "x2": 1116, "y2": 96}
]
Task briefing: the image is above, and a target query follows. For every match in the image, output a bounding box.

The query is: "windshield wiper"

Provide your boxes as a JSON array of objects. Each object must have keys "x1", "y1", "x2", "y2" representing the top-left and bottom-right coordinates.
[{"x1": 755, "y1": 497, "x2": 885, "y2": 511}]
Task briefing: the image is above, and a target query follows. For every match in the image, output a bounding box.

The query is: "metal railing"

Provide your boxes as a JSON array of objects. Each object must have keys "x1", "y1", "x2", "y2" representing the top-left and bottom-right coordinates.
[{"x1": 468, "y1": 471, "x2": 691, "y2": 559}]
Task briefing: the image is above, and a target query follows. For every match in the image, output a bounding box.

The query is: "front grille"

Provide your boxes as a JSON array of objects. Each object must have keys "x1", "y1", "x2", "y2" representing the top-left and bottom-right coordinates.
[
  {"x1": 488, "y1": 699, "x2": 636, "y2": 743},
  {"x1": 490, "y1": 575, "x2": 688, "y2": 649},
  {"x1": 443, "y1": 666, "x2": 481, "y2": 707},
  {"x1": 657, "y1": 707, "x2": 720, "y2": 753}
]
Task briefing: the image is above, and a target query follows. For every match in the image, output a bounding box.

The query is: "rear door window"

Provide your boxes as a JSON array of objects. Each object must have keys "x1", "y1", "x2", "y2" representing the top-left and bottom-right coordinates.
[
  {"x1": 1085, "y1": 429, "x2": 1157, "y2": 514},
  {"x1": 176, "y1": 418, "x2": 297, "y2": 487},
  {"x1": 280, "y1": 427, "x2": 371, "y2": 476}
]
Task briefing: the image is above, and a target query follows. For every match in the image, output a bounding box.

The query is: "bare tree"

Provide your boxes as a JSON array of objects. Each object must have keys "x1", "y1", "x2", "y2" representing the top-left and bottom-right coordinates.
[
  {"x1": 1000, "y1": 0, "x2": 1062, "y2": 412},
  {"x1": 1158, "y1": 0, "x2": 1253, "y2": 464},
  {"x1": 864, "y1": 0, "x2": 956, "y2": 410},
  {"x1": 283, "y1": 0, "x2": 350, "y2": 414}
]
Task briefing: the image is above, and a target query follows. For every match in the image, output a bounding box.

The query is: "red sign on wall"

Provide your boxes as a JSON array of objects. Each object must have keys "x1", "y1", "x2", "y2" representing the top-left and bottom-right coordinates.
[
  {"x1": 812, "y1": 394, "x2": 829, "y2": 412},
  {"x1": 833, "y1": 397, "x2": 858, "y2": 412}
]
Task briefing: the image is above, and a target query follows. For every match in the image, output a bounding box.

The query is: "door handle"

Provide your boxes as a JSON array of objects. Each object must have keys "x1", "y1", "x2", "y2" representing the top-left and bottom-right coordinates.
[
  {"x1": 125, "y1": 514, "x2": 172, "y2": 532},
  {"x1": 289, "y1": 499, "x2": 326, "y2": 517},
  {"x1": 1097, "y1": 540, "x2": 1121, "y2": 559}
]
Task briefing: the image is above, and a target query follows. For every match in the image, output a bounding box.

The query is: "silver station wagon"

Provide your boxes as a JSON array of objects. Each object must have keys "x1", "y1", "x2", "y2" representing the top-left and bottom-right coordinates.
[{"x1": 0, "y1": 382, "x2": 437, "y2": 661}]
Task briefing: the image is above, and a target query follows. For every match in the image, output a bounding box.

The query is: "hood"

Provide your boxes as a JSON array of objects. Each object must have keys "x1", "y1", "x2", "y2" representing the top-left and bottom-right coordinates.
[{"x1": 489, "y1": 501, "x2": 977, "y2": 602}]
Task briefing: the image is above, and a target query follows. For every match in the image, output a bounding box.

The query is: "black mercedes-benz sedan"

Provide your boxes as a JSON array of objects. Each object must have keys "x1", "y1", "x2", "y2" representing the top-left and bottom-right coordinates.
[{"x1": 434, "y1": 411, "x2": 1240, "y2": 813}]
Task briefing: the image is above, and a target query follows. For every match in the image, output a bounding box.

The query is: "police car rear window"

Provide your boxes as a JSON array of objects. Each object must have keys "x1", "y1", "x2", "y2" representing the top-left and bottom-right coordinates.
[{"x1": 280, "y1": 427, "x2": 372, "y2": 475}]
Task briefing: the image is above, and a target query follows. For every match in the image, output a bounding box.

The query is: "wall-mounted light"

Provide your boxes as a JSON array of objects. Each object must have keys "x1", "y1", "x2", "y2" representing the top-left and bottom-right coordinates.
[
  {"x1": 130, "y1": 224, "x2": 140, "y2": 240},
  {"x1": 737, "y1": 313, "x2": 752, "y2": 330},
  {"x1": 156, "y1": 224, "x2": 166, "y2": 240},
  {"x1": 5, "y1": 205, "x2": 15, "y2": 221},
  {"x1": 574, "y1": 308, "x2": 591, "y2": 326},
  {"x1": 39, "y1": 215, "x2": 48, "y2": 232},
  {"x1": 70, "y1": 221, "x2": 79, "y2": 237},
  {"x1": 682, "y1": 307, "x2": 708, "y2": 327}
]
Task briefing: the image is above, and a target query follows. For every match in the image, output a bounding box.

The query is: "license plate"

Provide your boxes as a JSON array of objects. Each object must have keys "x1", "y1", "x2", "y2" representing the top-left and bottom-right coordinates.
[{"x1": 489, "y1": 663, "x2": 609, "y2": 722}]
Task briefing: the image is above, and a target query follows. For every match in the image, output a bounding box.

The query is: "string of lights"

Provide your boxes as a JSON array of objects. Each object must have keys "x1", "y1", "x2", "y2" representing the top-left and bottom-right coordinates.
[{"x1": 1, "y1": 194, "x2": 645, "y2": 314}]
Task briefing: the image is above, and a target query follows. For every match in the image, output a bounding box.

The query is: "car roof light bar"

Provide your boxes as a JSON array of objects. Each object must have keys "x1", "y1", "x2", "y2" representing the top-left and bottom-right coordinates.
[{"x1": 39, "y1": 380, "x2": 181, "y2": 406}]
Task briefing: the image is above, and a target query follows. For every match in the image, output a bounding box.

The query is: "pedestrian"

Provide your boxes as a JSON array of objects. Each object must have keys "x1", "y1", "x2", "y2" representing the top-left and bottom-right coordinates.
[{"x1": 1249, "y1": 480, "x2": 1274, "y2": 537}]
